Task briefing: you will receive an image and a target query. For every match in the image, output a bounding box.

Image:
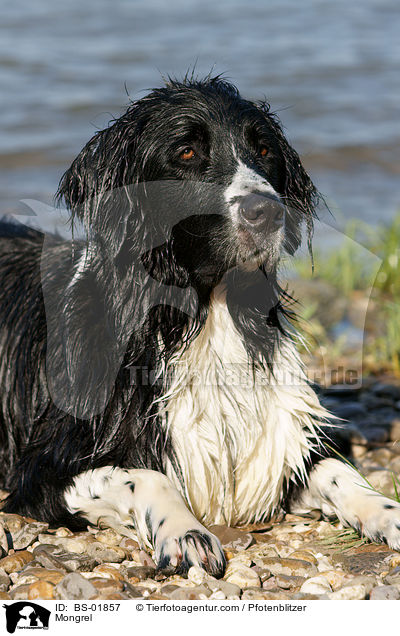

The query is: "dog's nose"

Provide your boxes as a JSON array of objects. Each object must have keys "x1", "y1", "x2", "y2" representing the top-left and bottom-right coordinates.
[{"x1": 239, "y1": 193, "x2": 284, "y2": 231}]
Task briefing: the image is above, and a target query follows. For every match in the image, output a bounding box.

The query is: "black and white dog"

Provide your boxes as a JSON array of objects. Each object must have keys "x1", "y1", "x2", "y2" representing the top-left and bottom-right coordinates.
[{"x1": 1, "y1": 76, "x2": 399, "y2": 577}]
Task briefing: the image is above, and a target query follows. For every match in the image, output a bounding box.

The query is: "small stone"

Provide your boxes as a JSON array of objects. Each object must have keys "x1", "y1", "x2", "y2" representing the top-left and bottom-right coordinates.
[
  {"x1": 390, "y1": 419, "x2": 400, "y2": 442},
  {"x1": 55, "y1": 573, "x2": 97, "y2": 600},
  {"x1": 147, "y1": 593, "x2": 169, "y2": 600},
  {"x1": 124, "y1": 583, "x2": 146, "y2": 599},
  {"x1": 137, "y1": 550, "x2": 156, "y2": 568},
  {"x1": 92, "y1": 565, "x2": 125, "y2": 581},
  {"x1": 119, "y1": 537, "x2": 140, "y2": 551},
  {"x1": 208, "y1": 525, "x2": 254, "y2": 551},
  {"x1": 365, "y1": 470, "x2": 395, "y2": 496},
  {"x1": 93, "y1": 529, "x2": 122, "y2": 546},
  {"x1": 252, "y1": 566, "x2": 271, "y2": 583},
  {"x1": 93, "y1": 591, "x2": 128, "y2": 600},
  {"x1": 89, "y1": 577, "x2": 124, "y2": 592},
  {"x1": 20, "y1": 567, "x2": 64, "y2": 585},
  {"x1": 12, "y1": 522, "x2": 49, "y2": 550},
  {"x1": 227, "y1": 553, "x2": 252, "y2": 567},
  {"x1": 316, "y1": 556, "x2": 336, "y2": 572},
  {"x1": 370, "y1": 585, "x2": 400, "y2": 600},
  {"x1": 28, "y1": 580, "x2": 55, "y2": 599},
  {"x1": 293, "y1": 592, "x2": 329, "y2": 600},
  {"x1": 9, "y1": 584, "x2": 30, "y2": 600},
  {"x1": 389, "y1": 555, "x2": 400, "y2": 568},
  {"x1": 159, "y1": 584, "x2": 181, "y2": 595},
  {"x1": 328, "y1": 584, "x2": 368, "y2": 600},
  {"x1": 134, "y1": 579, "x2": 159, "y2": 593},
  {"x1": 54, "y1": 553, "x2": 97, "y2": 572},
  {"x1": 0, "y1": 550, "x2": 34, "y2": 573},
  {"x1": 1, "y1": 514, "x2": 26, "y2": 534},
  {"x1": 206, "y1": 578, "x2": 241, "y2": 598},
  {"x1": 188, "y1": 566, "x2": 208, "y2": 585},
  {"x1": 243, "y1": 589, "x2": 295, "y2": 600},
  {"x1": 224, "y1": 564, "x2": 261, "y2": 588},
  {"x1": 364, "y1": 428, "x2": 389, "y2": 444},
  {"x1": 161, "y1": 576, "x2": 194, "y2": 588},
  {"x1": 37, "y1": 535, "x2": 92, "y2": 553},
  {"x1": 342, "y1": 576, "x2": 377, "y2": 596},
  {"x1": 9, "y1": 572, "x2": 38, "y2": 586},
  {"x1": 275, "y1": 574, "x2": 305, "y2": 590},
  {"x1": 169, "y1": 586, "x2": 211, "y2": 599},
  {"x1": 53, "y1": 527, "x2": 73, "y2": 537},
  {"x1": 209, "y1": 589, "x2": 227, "y2": 599},
  {"x1": 247, "y1": 544, "x2": 279, "y2": 559},
  {"x1": 389, "y1": 456, "x2": 400, "y2": 472},
  {"x1": 33, "y1": 550, "x2": 69, "y2": 572},
  {"x1": 86, "y1": 542, "x2": 125, "y2": 563},
  {"x1": 126, "y1": 566, "x2": 156, "y2": 581},
  {"x1": 331, "y1": 402, "x2": 367, "y2": 420},
  {"x1": 32, "y1": 544, "x2": 63, "y2": 557},
  {"x1": 384, "y1": 572, "x2": 400, "y2": 586},
  {"x1": 318, "y1": 570, "x2": 349, "y2": 590},
  {"x1": 0, "y1": 567, "x2": 10, "y2": 591},
  {"x1": 260, "y1": 557, "x2": 316, "y2": 578},
  {"x1": 369, "y1": 448, "x2": 394, "y2": 465},
  {"x1": 372, "y1": 383, "x2": 400, "y2": 401},
  {"x1": 289, "y1": 550, "x2": 318, "y2": 565},
  {"x1": 300, "y1": 576, "x2": 332, "y2": 595}
]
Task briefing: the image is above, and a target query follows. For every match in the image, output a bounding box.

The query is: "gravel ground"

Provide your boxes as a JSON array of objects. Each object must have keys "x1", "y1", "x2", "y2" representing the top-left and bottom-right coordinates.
[{"x1": 1, "y1": 376, "x2": 400, "y2": 601}]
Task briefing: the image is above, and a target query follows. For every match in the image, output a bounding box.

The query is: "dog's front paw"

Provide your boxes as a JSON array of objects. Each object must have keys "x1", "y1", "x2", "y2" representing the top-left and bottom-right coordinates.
[
  {"x1": 361, "y1": 497, "x2": 400, "y2": 550},
  {"x1": 155, "y1": 527, "x2": 226, "y2": 578}
]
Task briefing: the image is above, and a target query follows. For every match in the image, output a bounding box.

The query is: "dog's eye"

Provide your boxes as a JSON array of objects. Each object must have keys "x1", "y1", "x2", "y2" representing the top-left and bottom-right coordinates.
[
  {"x1": 180, "y1": 147, "x2": 195, "y2": 160},
  {"x1": 259, "y1": 145, "x2": 268, "y2": 157}
]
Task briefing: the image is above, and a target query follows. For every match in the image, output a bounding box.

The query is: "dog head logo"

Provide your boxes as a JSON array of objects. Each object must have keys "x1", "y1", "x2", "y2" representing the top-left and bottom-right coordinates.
[{"x1": 3, "y1": 602, "x2": 50, "y2": 633}]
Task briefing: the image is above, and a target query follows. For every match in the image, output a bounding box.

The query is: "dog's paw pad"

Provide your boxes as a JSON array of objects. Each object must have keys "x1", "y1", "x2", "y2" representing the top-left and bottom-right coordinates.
[{"x1": 156, "y1": 529, "x2": 226, "y2": 578}]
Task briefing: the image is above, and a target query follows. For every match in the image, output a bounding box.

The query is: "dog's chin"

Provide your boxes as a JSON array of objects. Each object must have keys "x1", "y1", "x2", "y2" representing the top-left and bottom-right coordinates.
[{"x1": 236, "y1": 227, "x2": 284, "y2": 272}]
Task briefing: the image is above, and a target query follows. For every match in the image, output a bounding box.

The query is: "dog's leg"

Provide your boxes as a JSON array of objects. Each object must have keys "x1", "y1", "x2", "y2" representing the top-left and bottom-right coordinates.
[
  {"x1": 64, "y1": 467, "x2": 226, "y2": 576},
  {"x1": 290, "y1": 457, "x2": 400, "y2": 549}
]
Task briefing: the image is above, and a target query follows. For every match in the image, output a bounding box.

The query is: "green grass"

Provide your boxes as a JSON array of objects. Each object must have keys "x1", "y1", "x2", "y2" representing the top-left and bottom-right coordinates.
[
  {"x1": 292, "y1": 211, "x2": 400, "y2": 373},
  {"x1": 316, "y1": 445, "x2": 400, "y2": 551}
]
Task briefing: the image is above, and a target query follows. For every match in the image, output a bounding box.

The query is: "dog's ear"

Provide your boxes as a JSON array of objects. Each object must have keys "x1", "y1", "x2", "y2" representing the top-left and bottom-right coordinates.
[
  {"x1": 259, "y1": 104, "x2": 319, "y2": 255},
  {"x1": 56, "y1": 106, "x2": 143, "y2": 253}
]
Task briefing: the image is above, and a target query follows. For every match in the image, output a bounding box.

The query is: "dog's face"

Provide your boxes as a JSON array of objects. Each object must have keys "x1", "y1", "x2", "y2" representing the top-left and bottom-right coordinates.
[{"x1": 58, "y1": 78, "x2": 317, "y2": 282}]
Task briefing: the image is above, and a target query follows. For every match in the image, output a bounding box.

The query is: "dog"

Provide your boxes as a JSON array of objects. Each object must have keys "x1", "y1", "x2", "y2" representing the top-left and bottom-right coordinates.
[{"x1": 1, "y1": 76, "x2": 399, "y2": 577}]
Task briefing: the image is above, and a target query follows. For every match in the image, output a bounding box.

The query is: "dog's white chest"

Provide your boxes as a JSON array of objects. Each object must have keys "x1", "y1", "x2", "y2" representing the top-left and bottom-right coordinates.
[{"x1": 161, "y1": 293, "x2": 325, "y2": 526}]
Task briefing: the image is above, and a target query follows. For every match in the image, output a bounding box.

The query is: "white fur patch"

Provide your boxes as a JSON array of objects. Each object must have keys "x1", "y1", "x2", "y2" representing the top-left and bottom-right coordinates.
[
  {"x1": 224, "y1": 159, "x2": 280, "y2": 225},
  {"x1": 160, "y1": 287, "x2": 329, "y2": 526}
]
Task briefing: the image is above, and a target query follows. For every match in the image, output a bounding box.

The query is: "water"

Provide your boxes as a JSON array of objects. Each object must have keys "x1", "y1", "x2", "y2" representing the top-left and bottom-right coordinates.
[{"x1": 1, "y1": 0, "x2": 399, "y2": 238}]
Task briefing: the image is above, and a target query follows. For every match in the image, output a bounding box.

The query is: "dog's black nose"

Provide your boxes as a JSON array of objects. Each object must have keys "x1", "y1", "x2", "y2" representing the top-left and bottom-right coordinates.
[{"x1": 239, "y1": 193, "x2": 284, "y2": 231}]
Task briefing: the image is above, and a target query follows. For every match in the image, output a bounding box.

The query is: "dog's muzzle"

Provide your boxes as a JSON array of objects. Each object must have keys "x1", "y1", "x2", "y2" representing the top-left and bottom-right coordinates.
[{"x1": 238, "y1": 193, "x2": 284, "y2": 234}]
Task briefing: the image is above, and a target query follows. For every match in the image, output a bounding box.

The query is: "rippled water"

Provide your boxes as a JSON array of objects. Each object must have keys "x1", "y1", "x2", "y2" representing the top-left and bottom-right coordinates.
[{"x1": 1, "y1": 0, "x2": 399, "y2": 237}]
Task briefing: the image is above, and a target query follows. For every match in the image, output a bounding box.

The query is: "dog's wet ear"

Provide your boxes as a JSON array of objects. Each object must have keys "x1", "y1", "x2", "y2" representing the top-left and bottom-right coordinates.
[
  {"x1": 56, "y1": 106, "x2": 142, "y2": 253},
  {"x1": 258, "y1": 103, "x2": 319, "y2": 255}
]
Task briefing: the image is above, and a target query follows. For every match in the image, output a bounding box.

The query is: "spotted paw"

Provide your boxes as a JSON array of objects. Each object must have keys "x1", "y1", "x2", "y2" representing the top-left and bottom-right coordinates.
[
  {"x1": 360, "y1": 497, "x2": 400, "y2": 550},
  {"x1": 155, "y1": 528, "x2": 226, "y2": 578}
]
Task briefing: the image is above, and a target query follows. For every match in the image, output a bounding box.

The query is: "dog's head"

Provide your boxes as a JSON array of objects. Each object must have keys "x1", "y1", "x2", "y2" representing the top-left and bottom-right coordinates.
[{"x1": 58, "y1": 76, "x2": 318, "y2": 283}]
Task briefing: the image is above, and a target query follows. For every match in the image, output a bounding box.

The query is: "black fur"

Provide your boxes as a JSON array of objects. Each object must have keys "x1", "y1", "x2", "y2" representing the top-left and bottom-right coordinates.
[{"x1": 0, "y1": 76, "x2": 319, "y2": 528}]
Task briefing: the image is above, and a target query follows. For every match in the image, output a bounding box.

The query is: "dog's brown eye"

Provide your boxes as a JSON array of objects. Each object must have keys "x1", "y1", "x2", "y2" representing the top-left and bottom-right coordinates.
[
  {"x1": 260, "y1": 146, "x2": 268, "y2": 157},
  {"x1": 180, "y1": 147, "x2": 195, "y2": 160}
]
